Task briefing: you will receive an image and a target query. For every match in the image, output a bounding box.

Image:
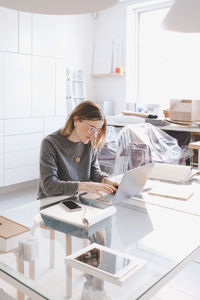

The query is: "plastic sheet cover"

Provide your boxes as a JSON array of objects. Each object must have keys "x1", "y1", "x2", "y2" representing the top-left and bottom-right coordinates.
[
  {"x1": 98, "y1": 123, "x2": 184, "y2": 176},
  {"x1": 98, "y1": 126, "x2": 121, "y2": 175}
]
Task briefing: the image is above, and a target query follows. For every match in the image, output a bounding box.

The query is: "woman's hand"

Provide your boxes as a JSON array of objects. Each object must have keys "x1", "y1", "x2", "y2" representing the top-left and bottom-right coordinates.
[
  {"x1": 78, "y1": 181, "x2": 117, "y2": 197},
  {"x1": 102, "y1": 177, "x2": 119, "y2": 189}
]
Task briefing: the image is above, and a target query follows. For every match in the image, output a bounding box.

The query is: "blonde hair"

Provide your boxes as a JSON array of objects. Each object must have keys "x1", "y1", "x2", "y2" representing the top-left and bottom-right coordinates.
[{"x1": 60, "y1": 100, "x2": 107, "y2": 150}]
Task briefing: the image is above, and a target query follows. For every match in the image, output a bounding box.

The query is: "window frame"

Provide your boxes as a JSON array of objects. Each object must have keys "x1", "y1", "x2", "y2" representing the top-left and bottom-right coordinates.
[{"x1": 126, "y1": 0, "x2": 172, "y2": 106}]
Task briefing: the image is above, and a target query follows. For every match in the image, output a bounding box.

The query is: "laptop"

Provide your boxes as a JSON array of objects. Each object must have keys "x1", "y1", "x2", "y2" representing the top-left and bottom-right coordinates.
[{"x1": 80, "y1": 163, "x2": 155, "y2": 206}]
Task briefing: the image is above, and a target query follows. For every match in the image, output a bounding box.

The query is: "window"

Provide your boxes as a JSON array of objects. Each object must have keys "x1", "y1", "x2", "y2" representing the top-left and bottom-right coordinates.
[{"x1": 128, "y1": 2, "x2": 200, "y2": 112}]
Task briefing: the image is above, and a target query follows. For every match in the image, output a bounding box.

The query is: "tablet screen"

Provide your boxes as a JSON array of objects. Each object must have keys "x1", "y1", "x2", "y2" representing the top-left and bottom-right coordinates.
[{"x1": 75, "y1": 247, "x2": 132, "y2": 275}]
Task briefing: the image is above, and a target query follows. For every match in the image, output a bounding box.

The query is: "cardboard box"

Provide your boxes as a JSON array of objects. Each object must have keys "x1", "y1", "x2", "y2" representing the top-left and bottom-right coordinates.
[{"x1": 170, "y1": 99, "x2": 200, "y2": 122}]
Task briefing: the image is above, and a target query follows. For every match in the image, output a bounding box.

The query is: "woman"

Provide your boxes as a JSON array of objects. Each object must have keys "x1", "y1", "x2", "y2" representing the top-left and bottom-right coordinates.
[
  {"x1": 38, "y1": 100, "x2": 118, "y2": 300},
  {"x1": 38, "y1": 100, "x2": 118, "y2": 199}
]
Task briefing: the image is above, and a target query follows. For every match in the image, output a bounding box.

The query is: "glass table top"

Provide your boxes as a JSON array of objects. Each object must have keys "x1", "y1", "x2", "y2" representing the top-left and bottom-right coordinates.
[{"x1": 1, "y1": 196, "x2": 200, "y2": 300}]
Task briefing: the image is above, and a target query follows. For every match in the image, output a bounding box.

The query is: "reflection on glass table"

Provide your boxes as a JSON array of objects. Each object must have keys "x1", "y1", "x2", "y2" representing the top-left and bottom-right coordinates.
[
  {"x1": 65, "y1": 243, "x2": 146, "y2": 288},
  {"x1": 1, "y1": 197, "x2": 200, "y2": 299},
  {"x1": 128, "y1": 179, "x2": 200, "y2": 216}
]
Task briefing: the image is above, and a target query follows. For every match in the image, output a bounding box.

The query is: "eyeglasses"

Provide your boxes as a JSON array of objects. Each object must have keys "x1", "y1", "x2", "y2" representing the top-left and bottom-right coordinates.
[{"x1": 81, "y1": 120, "x2": 102, "y2": 135}]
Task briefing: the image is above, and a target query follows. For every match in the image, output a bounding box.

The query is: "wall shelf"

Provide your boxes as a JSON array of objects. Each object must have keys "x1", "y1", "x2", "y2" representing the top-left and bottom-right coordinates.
[{"x1": 92, "y1": 73, "x2": 125, "y2": 78}]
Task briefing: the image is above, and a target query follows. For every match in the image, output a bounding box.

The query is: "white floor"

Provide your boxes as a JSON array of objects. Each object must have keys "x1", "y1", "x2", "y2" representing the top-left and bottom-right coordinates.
[{"x1": 0, "y1": 181, "x2": 200, "y2": 300}]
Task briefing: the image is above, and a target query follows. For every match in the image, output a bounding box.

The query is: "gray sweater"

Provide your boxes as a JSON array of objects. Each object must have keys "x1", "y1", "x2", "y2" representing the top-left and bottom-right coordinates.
[{"x1": 37, "y1": 131, "x2": 108, "y2": 199}]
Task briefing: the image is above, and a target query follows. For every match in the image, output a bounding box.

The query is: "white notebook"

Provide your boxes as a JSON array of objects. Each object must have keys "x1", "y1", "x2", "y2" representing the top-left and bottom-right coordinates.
[
  {"x1": 148, "y1": 163, "x2": 199, "y2": 183},
  {"x1": 41, "y1": 203, "x2": 116, "y2": 228}
]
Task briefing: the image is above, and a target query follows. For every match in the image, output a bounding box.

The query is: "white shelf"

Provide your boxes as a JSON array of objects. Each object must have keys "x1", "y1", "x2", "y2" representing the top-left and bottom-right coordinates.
[{"x1": 92, "y1": 73, "x2": 125, "y2": 78}]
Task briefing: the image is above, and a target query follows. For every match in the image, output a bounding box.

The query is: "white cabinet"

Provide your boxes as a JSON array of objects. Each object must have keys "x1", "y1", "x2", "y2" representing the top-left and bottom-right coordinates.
[
  {"x1": 0, "y1": 7, "x2": 18, "y2": 52},
  {"x1": 5, "y1": 149, "x2": 40, "y2": 169},
  {"x1": 5, "y1": 165, "x2": 39, "y2": 186},
  {"x1": 32, "y1": 56, "x2": 55, "y2": 117},
  {"x1": 4, "y1": 118, "x2": 43, "y2": 186},
  {"x1": 19, "y1": 12, "x2": 32, "y2": 54},
  {"x1": 4, "y1": 53, "x2": 31, "y2": 118},
  {"x1": 5, "y1": 118, "x2": 43, "y2": 135},
  {"x1": 0, "y1": 121, "x2": 3, "y2": 186},
  {"x1": 0, "y1": 8, "x2": 96, "y2": 187},
  {"x1": 0, "y1": 53, "x2": 3, "y2": 119},
  {"x1": 5, "y1": 133, "x2": 43, "y2": 152}
]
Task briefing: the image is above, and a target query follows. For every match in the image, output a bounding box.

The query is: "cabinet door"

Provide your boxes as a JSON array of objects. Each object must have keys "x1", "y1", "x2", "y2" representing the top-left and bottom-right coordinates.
[
  {"x1": 32, "y1": 56, "x2": 55, "y2": 117},
  {"x1": 5, "y1": 149, "x2": 40, "y2": 169},
  {"x1": 0, "y1": 7, "x2": 18, "y2": 52},
  {"x1": 0, "y1": 53, "x2": 3, "y2": 119},
  {"x1": 19, "y1": 12, "x2": 32, "y2": 54},
  {"x1": 5, "y1": 133, "x2": 43, "y2": 152},
  {"x1": 4, "y1": 53, "x2": 31, "y2": 118},
  {"x1": 0, "y1": 121, "x2": 3, "y2": 186},
  {"x1": 5, "y1": 118, "x2": 43, "y2": 135},
  {"x1": 32, "y1": 14, "x2": 66, "y2": 58},
  {"x1": 5, "y1": 164, "x2": 39, "y2": 186},
  {"x1": 4, "y1": 118, "x2": 43, "y2": 186}
]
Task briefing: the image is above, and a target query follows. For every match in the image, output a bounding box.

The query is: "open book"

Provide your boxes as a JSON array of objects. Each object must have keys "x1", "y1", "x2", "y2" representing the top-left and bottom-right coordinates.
[
  {"x1": 148, "y1": 163, "x2": 199, "y2": 183},
  {"x1": 40, "y1": 203, "x2": 116, "y2": 228}
]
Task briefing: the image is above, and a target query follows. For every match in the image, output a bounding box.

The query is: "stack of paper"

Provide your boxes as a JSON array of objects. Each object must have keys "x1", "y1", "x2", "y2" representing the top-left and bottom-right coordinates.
[{"x1": 149, "y1": 163, "x2": 199, "y2": 183}]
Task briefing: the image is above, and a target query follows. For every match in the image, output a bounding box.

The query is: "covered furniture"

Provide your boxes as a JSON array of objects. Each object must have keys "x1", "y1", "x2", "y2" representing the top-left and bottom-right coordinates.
[{"x1": 98, "y1": 123, "x2": 185, "y2": 176}]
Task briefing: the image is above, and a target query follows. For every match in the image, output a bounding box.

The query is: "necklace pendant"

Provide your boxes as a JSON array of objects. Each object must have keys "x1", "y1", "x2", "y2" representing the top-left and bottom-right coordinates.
[{"x1": 75, "y1": 156, "x2": 80, "y2": 163}]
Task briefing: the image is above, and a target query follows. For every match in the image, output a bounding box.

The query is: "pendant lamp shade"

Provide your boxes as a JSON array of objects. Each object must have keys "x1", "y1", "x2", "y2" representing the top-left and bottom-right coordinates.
[
  {"x1": 162, "y1": 0, "x2": 200, "y2": 33},
  {"x1": 0, "y1": 0, "x2": 119, "y2": 15}
]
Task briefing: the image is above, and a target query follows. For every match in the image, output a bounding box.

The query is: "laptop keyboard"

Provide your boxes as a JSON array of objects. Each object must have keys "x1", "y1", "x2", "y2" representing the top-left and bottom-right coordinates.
[{"x1": 98, "y1": 191, "x2": 116, "y2": 203}]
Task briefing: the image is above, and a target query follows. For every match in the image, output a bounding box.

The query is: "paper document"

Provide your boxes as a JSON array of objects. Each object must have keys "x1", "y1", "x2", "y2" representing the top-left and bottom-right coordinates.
[
  {"x1": 41, "y1": 204, "x2": 116, "y2": 228},
  {"x1": 149, "y1": 163, "x2": 199, "y2": 183},
  {"x1": 148, "y1": 184, "x2": 193, "y2": 200}
]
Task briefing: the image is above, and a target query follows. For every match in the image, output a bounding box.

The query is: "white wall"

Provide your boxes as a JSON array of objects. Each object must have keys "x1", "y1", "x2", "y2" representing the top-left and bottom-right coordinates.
[
  {"x1": 92, "y1": 4, "x2": 127, "y2": 114},
  {"x1": 0, "y1": 7, "x2": 95, "y2": 186},
  {"x1": 92, "y1": 0, "x2": 154, "y2": 114}
]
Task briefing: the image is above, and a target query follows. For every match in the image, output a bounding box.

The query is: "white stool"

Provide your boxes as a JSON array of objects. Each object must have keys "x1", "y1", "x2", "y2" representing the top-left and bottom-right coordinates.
[
  {"x1": 32, "y1": 214, "x2": 56, "y2": 268},
  {"x1": 32, "y1": 214, "x2": 88, "y2": 268},
  {"x1": 0, "y1": 215, "x2": 35, "y2": 300},
  {"x1": 32, "y1": 213, "x2": 87, "y2": 298}
]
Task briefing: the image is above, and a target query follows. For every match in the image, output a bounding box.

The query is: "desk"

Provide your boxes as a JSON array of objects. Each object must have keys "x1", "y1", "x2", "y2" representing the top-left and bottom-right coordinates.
[
  {"x1": 107, "y1": 116, "x2": 200, "y2": 136},
  {"x1": 1, "y1": 194, "x2": 200, "y2": 299},
  {"x1": 158, "y1": 123, "x2": 200, "y2": 166},
  {"x1": 158, "y1": 123, "x2": 200, "y2": 134}
]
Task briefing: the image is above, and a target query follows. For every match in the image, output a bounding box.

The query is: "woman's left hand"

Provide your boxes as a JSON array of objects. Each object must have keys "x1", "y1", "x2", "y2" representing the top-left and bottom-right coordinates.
[{"x1": 102, "y1": 177, "x2": 119, "y2": 189}]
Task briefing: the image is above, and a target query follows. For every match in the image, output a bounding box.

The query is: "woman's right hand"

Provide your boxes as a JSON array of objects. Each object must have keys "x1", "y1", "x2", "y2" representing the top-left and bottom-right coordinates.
[{"x1": 78, "y1": 181, "x2": 116, "y2": 197}]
